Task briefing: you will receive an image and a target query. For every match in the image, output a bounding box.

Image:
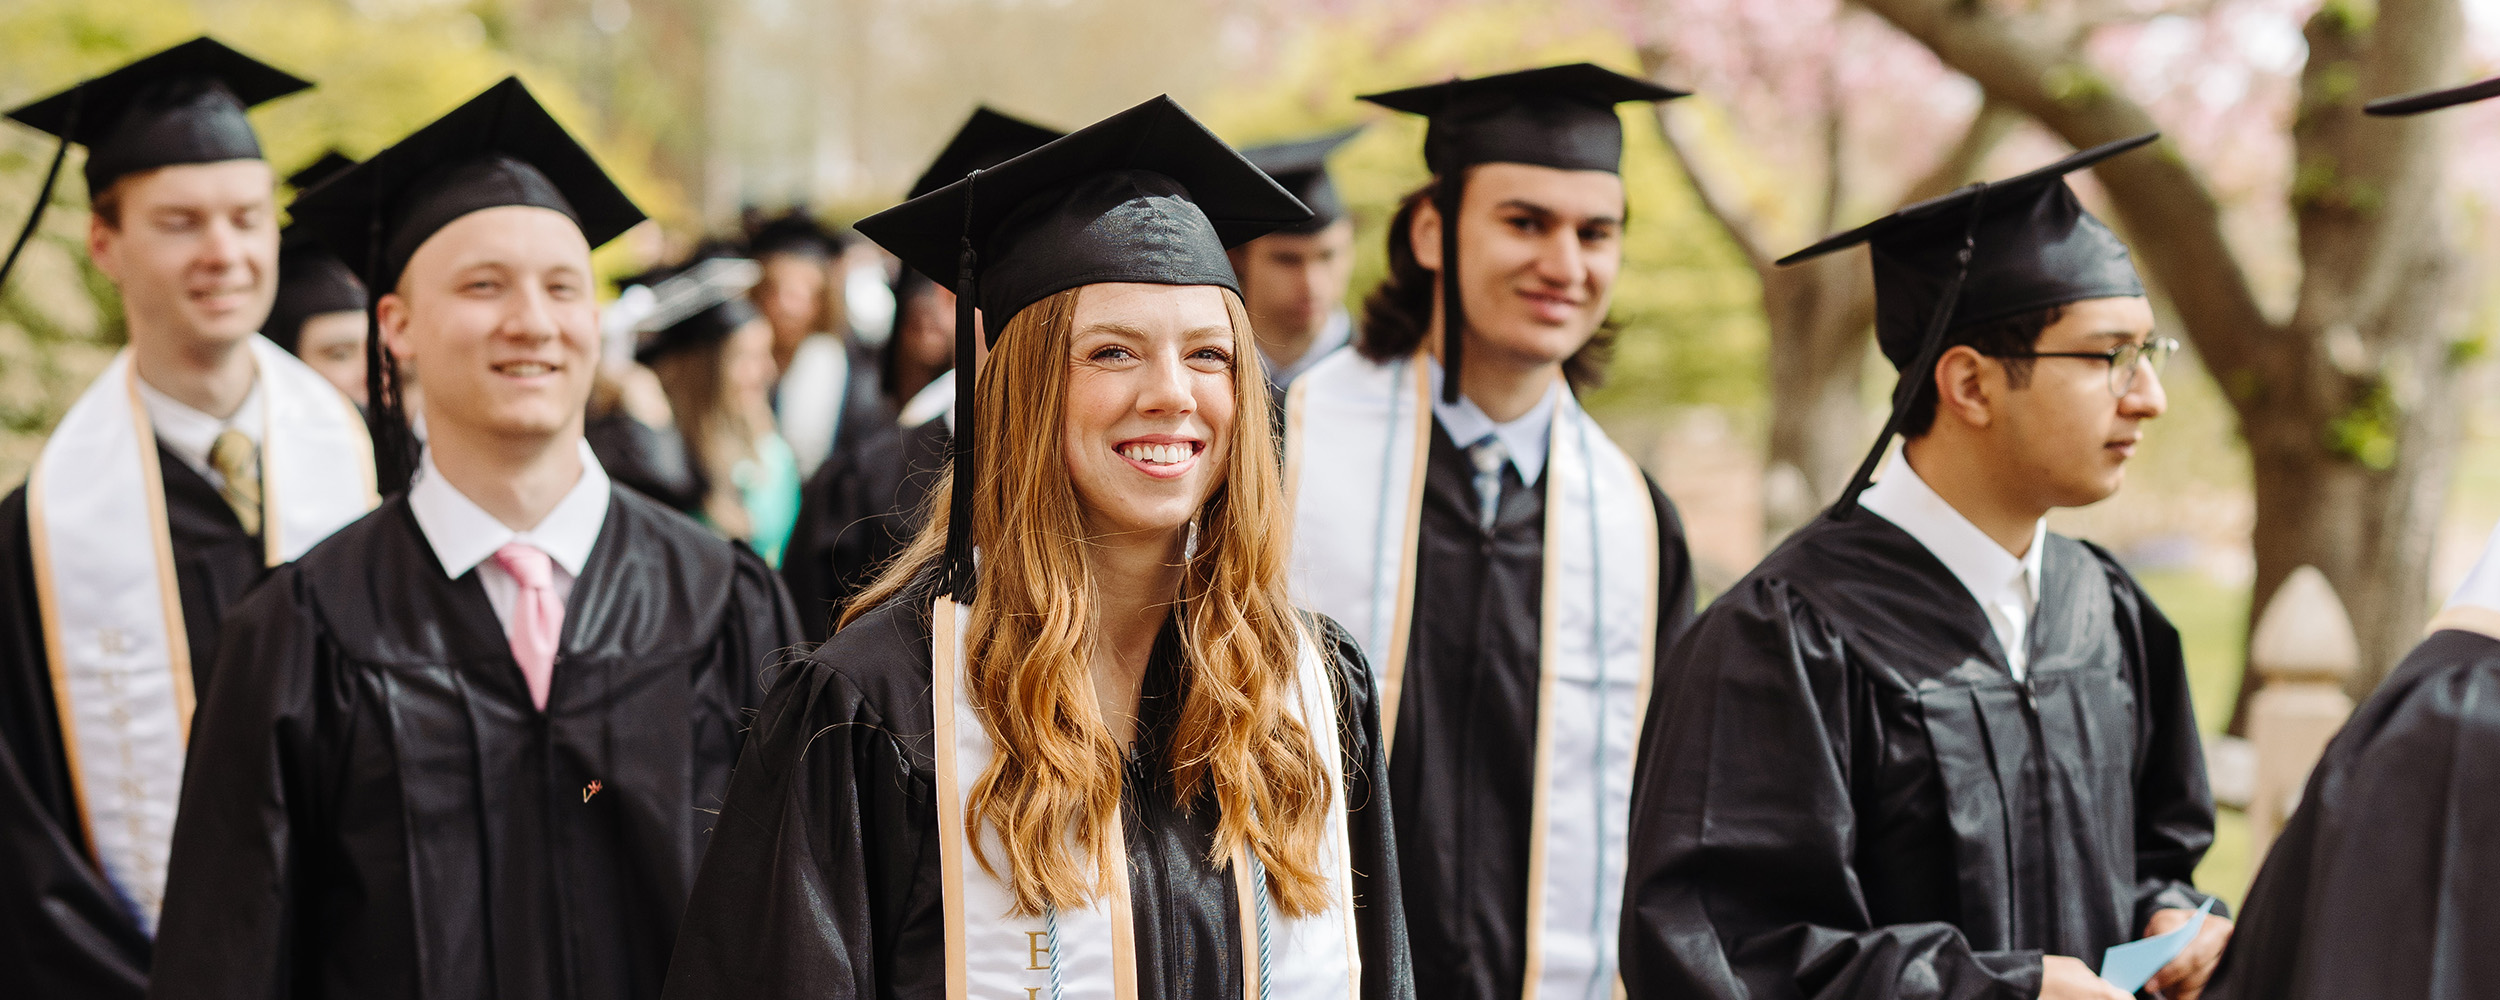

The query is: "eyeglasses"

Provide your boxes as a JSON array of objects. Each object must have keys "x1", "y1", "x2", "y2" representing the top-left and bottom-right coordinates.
[{"x1": 1988, "y1": 336, "x2": 2180, "y2": 397}]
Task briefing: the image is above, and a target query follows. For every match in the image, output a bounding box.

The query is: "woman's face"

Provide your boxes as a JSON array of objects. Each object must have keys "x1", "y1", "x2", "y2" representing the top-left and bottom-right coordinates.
[
  {"x1": 724, "y1": 318, "x2": 779, "y2": 413},
  {"x1": 1059, "y1": 283, "x2": 1237, "y2": 542}
]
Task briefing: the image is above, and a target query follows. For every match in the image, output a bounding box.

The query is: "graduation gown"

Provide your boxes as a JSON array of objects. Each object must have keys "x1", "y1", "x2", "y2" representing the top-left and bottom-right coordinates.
[
  {"x1": 586, "y1": 406, "x2": 705, "y2": 513},
  {"x1": 780, "y1": 414, "x2": 949, "y2": 642},
  {"x1": 0, "y1": 452, "x2": 261, "y2": 1000},
  {"x1": 659, "y1": 580, "x2": 1417, "y2": 999},
  {"x1": 145, "y1": 489, "x2": 800, "y2": 1000},
  {"x1": 1392, "y1": 420, "x2": 1695, "y2": 999},
  {"x1": 1618, "y1": 511, "x2": 2220, "y2": 1000},
  {"x1": 2208, "y1": 625, "x2": 2500, "y2": 999}
]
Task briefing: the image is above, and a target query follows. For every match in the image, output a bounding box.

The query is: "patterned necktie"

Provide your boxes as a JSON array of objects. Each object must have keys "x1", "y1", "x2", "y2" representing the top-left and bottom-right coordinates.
[
  {"x1": 1467, "y1": 434, "x2": 1510, "y2": 533},
  {"x1": 492, "y1": 543, "x2": 564, "y2": 710},
  {"x1": 207, "y1": 429, "x2": 261, "y2": 537}
]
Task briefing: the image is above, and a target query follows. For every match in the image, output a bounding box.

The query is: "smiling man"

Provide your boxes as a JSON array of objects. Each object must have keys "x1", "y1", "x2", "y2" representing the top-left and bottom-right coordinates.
[
  {"x1": 0, "y1": 39, "x2": 377, "y2": 1000},
  {"x1": 145, "y1": 79, "x2": 797, "y2": 1000},
  {"x1": 1619, "y1": 137, "x2": 2230, "y2": 1000},
  {"x1": 1280, "y1": 65, "x2": 1697, "y2": 1000}
]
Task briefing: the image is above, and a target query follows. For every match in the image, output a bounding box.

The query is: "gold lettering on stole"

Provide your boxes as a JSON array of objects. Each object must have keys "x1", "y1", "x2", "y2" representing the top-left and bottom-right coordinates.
[{"x1": 1027, "y1": 929, "x2": 1050, "y2": 970}]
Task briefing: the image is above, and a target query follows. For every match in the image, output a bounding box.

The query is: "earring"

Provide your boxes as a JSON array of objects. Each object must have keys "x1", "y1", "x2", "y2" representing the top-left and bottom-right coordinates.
[{"x1": 1184, "y1": 513, "x2": 1202, "y2": 562}]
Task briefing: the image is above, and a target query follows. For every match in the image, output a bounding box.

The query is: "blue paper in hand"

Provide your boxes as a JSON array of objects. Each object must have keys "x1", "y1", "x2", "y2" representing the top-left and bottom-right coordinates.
[{"x1": 2099, "y1": 897, "x2": 2216, "y2": 995}]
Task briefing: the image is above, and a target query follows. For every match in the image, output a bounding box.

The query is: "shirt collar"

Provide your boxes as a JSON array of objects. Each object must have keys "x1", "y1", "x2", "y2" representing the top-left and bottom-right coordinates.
[
  {"x1": 1262, "y1": 308, "x2": 1352, "y2": 392},
  {"x1": 135, "y1": 374, "x2": 265, "y2": 474},
  {"x1": 1428, "y1": 357, "x2": 1561, "y2": 485},
  {"x1": 1859, "y1": 456, "x2": 2045, "y2": 615},
  {"x1": 407, "y1": 439, "x2": 613, "y2": 579}
]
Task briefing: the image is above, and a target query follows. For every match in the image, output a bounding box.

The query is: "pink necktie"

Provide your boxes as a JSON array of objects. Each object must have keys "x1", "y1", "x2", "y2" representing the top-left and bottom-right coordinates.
[{"x1": 492, "y1": 542, "x2": 563, "y2": 710}]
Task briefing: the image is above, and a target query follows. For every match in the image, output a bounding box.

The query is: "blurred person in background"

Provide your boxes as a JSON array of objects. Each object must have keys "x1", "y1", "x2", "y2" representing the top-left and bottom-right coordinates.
[
  {"x1": 584, "y1": 264, "x2": 704, "y2": 512},
  {"x1": 748, "y1": 209, "x2": 887, "y2": 482},
  {"x1": 265, "y1": 151, "x2": 368, "y2": 404},
  {"x1": 0, "y1": 40, "x2": 376, "y2": 1000},
  {"x1": 640, "y1": 254, "x2": 803, "y2": 566},
  {"x1": 1233, "y1": 127, "x2": 1361, "y2": 408}
]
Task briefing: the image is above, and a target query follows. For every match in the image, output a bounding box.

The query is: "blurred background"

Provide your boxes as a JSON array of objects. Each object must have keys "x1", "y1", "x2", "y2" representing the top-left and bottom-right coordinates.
[{"x1": 11, "y1": 0, "x2": 2500, "y2": 906}]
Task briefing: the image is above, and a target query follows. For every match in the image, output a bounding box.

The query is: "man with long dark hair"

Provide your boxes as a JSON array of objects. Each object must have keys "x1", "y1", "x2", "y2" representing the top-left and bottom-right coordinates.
[{"x1": 1279, "y1": 64, "x2": 1697, "y2": 1000}]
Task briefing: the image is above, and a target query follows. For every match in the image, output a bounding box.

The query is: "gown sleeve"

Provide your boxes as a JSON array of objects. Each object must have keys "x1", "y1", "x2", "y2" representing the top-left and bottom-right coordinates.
[
  {"x1": 1618, "y1": 576, "x2": 2042, "y2": 1000},
  {"x1": 1312, "y1": 613, "x2": 1416, "y2": 1000},
  {"x1": 146, "y1": 565, "x2": 326, "y2": 1000},
  {"x1": 661, "y1": 644, "x2": 926, "y2": 999},
  {"x1": 2095, "y1": 548, "x2": 2222, "y2": 927},
  {"x1": 1647, "y1": 475, "x2": 1698, "y2": 647},
  {"x1": 2208, "y1": 629, "x2": 2500, "y2": 1000},
  {"x1": 726, "y1": 543, "x2": 803, "y2": 705}
]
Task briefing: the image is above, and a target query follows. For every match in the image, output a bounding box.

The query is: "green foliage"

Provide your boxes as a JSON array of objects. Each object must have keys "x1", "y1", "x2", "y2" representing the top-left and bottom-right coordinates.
[
  {"x1": 2040, "y1": 63, "x2": 2113, "y2": 109},
  {"x1": 2313, "y1": 0, "x2": 2378, "y2": 39},
  {"x1": 1191, "y1": 2, "x2": 1766, "y2": 415},
  {"x1": 2323, "y1": 377, "x2": 2401, "y2": 469}
]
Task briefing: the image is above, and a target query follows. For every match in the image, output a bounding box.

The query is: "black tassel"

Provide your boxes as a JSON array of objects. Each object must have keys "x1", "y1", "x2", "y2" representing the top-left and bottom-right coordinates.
[
  {"x1": 363, "y1": 214, "x2": 417, "y2": 495},
  {"x1": 1436, "y1": 177, "x2": 1466, "y2": 405},
  {"x1": 0, "y1": 84, "x2": 80, "y2": 296},
  {"x1": 941, "y1": 169, "x2": 980, "y2": 601},
  {"x1": 1831, "y1": 182, "x2": 1992, "y2": 520}
]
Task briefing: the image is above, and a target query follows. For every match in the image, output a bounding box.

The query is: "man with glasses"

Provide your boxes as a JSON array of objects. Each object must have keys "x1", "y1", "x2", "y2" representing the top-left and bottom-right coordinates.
[{"x1": 1621, "y1": 136, "x2": 2232, "y2": 1000}]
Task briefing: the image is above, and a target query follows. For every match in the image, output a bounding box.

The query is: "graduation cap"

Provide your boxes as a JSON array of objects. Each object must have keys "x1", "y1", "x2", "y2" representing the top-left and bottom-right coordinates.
[
  {"x1": 2364, "y1": 75, "x2": 2500, "y2": 115},
  {"x1": 288, "y1": 75, "x2": 647, "y2": 494},
  {"x1": 633, "y1": 255, "x2": 764, "y2": 364},
  {"x1": 265, "y1": 224, "x2": 367, "y2": 354},
  {"x1": 0, "y1": 37, "x2": 309, "y2": 296},
  {"x1": 1240, "y1": 126, "x2": 1362, "y2": 234},
  {"x1": 1778, "y1": 133, "x2": 2156, "y2": 518},
  {"x1": 852, "y1": 94, "x2": 1309, "y2": 599},
  {"x1": 1359, "y1": 63, "x2": 1685, "y2": 402},
  {"x1": 286, "y1": 150, "x2": 357, "y2": 193},
  {"x1": 745, "y1": 208, "x2": 841, "y2": 260},
  {"x1": 908, "y1": 106, "x2": 1065, "y2": 200}
]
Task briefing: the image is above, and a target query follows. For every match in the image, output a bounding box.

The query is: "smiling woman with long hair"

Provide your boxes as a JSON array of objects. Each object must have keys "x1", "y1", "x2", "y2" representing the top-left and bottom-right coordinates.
[{"x1": 663, "y1": 97, "x2": 1413, "y2": 1000}]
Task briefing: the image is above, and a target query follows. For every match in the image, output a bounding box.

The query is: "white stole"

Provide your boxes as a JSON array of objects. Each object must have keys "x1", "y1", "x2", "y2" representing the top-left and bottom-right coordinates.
[
  {"x1": 1282, "y1": 347, "x2": 1661, "y2": 1000},
  {"x1": 930, "y1": 598, "x2": 1360, "y2": 999},
  {"x1": 27, "y1": 336, "x2": 376, "y2": 932},
  {"x1": 776, "y1": 333, "x2": 850, "y2": 480}
]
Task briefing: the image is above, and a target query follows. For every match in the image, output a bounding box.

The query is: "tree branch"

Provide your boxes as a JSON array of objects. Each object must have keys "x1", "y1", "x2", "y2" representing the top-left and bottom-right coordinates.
[
  {"x1": 1637, "y1": 44, "x2": 1777, "y2": 272},
  {"x1": 1850, "y1": 0, "x2": 2283, "y2": 394}
]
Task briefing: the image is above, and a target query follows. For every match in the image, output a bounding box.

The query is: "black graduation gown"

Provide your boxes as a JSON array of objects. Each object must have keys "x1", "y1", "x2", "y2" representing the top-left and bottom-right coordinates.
[
  {"x1": 1391, "y1": 419, "x2": 1695, "y2": 1000},
  {"x1": 2208, "y1": 627, "x2": 2500, "y2": 999},
  {"x1": 585, "y1": 407, "x2": 705, "y2": 513},
  {"x1": 780, "y1": 414, "x2": 948, "y2": 642},
  {"x1": 145, "y1": 489, "x2": 801, "y2": 1000},
  {"x1": 1618, "y1": 511, "x2": 2220, "y2": 1000},
  {"x1": 0, "y1": 448, "x2": 264, "y2": 1000},
  {"x1": 659, "y1": 581, "x2": 1417, "y2": 1000}
]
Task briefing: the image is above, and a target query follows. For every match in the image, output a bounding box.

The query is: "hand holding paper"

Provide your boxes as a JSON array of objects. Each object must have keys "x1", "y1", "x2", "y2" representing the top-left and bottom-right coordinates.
[{"x1": 2100, "y1": 898, "x2": 2218, "y2": 995}]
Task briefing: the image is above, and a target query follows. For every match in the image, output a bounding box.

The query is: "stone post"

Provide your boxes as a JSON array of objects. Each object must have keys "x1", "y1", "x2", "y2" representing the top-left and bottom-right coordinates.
[{"x1": 2242, "y1": 565, "x2": 2359, "y2": 863}]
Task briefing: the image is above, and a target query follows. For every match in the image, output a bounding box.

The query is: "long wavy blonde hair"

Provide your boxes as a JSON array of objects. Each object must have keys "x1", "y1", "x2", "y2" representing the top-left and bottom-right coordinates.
[{"x1": 842, "y1": 284, "x2": 1336, "y2": 918}]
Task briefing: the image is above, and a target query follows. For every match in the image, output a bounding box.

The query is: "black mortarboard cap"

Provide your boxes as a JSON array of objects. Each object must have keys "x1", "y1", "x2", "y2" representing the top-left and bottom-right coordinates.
[
  {"x1": 2364, "y1": 75, "x2": 2500, "y2": 115},
  {"x1": 634, "y1": 255, "x2": 764, "y2": 363},
  {"x1": 908, "y1": 106, "x2": 1065, "y2": 200},
  {"x1": 746, "y1": 208, "x2": 841, "y2": 259},
  {"x1": 853, "y1": 94, "x2": 1309, "y2": 599},
  {"x1": 6, "y1": 37, "x2": 308, "y2": 195},
  {"x1": 0, "y1": 38, "x2": 307, "y2": 297},
  {"x1": 1242, "y1": 127, "x2": 1362, "y2": 234},
  {"x1": 1779, "y1": 133, "x2": 2157, "y2": 518},
  {"x1": 285, "y1": 150, "x2": 357, "y2": 193},
  {"x1": 265, "y1": 224, "x2": 366, "y2": 353},
  {"x1": 1360, "y1": 63, "x2": 1685, "y2": 401},
  {"x1": 288, "y1": 76, "x2": 646, "y2": 496}
]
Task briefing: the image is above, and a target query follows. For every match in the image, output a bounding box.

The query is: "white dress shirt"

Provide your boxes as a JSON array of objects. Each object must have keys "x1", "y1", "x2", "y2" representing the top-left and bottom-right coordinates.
[
  {"x1": 407, "y1": 440, "x2": 613, "y2": 632},
  {"x1": 1428, "y1": 358, "x2": 1561, "y2": 486},
  {"x1": 135, "y1": 376, "x2": 265, "y2": 490},
  {"x1": 1860, "y1": 458, "x2": 2048, "y2": 680}
]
